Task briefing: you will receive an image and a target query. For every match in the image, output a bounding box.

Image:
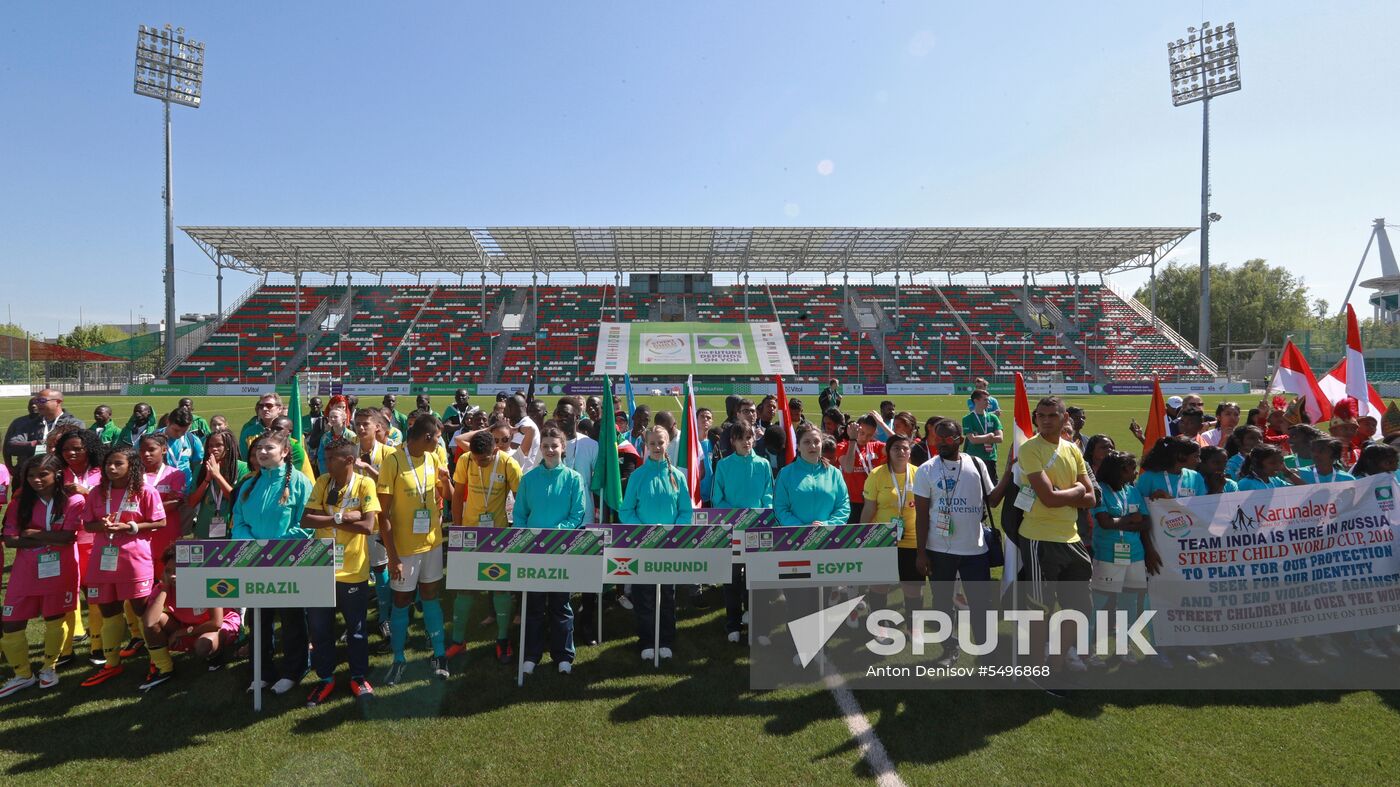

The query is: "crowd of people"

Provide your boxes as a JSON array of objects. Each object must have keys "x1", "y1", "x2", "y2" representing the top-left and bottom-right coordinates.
[{"x1": 2, "y1": 378, "x2": 1399, "y2": 704}]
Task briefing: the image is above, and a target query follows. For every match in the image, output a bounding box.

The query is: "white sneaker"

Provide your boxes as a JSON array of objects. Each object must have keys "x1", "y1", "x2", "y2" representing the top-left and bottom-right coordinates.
[
  {"x1": 1082, "y1": 654, "x2": 1107, "y2": 669},
  {"x1": 38, "y1": 669, "x2": 58, "y2": 689},
  {"x1": 1361, "y1": 644, "x2": 1389, "y2": 659},
  {"x1": 741, "y1": 610, "x2": 752, "y2": 626},
  {"x1": 1249, "y1": 647, "x2": 1275, "y2": 666},
  {"x1": 658, "y1": 647, "x2": 673, "y2": 660},
  {"x1": 617, "y1": 594, "x2": 634, "y2": 611},
  {"x1": 246, "y1": 679, "x2": 268, "y2": 693},
  {"x1": 557, "y1": 661, "x2": 572, "y2": 675},
  {"x1": 757, "y1": 634, "x2": 772, "y2": 647},
  {"x1": 0, "y1": 675, "x2": 38, "y2": 699},
  {"x1": 727, "y1": 631, "x2": 741, "y2": 643},
  {"x1": 271, "y1": 678, "x2": 297, "y2": 695},
  {"x1": 640, "y1": 648, "x2": 656, "y2": 661},
  {"x1": 1316, "y1": 638, "x2": 1342, "y2": 660},
  {"x1": 521, "y1": 661, "x2": 536, "y2": 675},
  {"x1": 1120, "y1": 650, "x2": 1141, "y2": 665},
  {"x1": 1063, "y1": 654, "x2": 1087, "y2": 673}
]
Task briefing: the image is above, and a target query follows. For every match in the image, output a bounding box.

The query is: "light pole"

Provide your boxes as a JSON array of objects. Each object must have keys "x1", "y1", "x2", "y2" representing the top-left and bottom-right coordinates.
[
  {"x1": 134, "y1": 24, "x2": 203, "y2": 369},
  {"x1": 1169, "y1": 21, "x2": 1241, "y2": 367}
]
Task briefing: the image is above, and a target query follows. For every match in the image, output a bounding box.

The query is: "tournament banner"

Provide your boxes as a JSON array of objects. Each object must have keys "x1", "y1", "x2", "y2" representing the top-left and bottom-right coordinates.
[
  {"x1": 597, "y1": 524, "x2": 732, "y2": 584},
  {"x1": 174, "y1": 538, "x2": 337, "y2": 607},
  {"x1": 693, "y1": 507, "x2": 777, "y2": 563},
  {"x1": 1148, "y1": 475, "x2": 1400, "y2": 646},
  {"x1": 445, "y1": 527, "x2": 605, "y2": 592},
  {"x1": 746, "y1": 524, "x2": 900, "y2": 588},
  {"x1": 592, "y1": 321, "x2": 794, "y2": 377}
]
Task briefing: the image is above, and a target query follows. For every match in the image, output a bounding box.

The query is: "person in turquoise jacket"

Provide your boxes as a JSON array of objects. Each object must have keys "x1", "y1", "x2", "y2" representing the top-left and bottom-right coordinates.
[
  {"x1": 514, "y1": 427, "x2": 585, "y2": 675},
  {"x1": 710, "y1": 422, "x2": 774, "y2": 642},
  {"x1": 1236, "y1": 444, "x2": 1303, "y2": 491},
  {"x1": 775, "y1": 424, "x2": 851, "y2": 527},
  {"x1": 620, "y1": 425, "x2": 693, "y2": 661},
  {"x1": 230, "y1": 431, "x2": 313, "y2": 695}
]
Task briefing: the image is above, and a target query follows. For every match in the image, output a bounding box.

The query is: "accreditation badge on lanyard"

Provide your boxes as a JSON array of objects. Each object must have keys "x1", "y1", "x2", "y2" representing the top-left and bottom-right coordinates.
[
  {"x1": 332, "y1": 475, "x2": 358, "y2": 566},
  {"x1": 405, "y1": 450, "x2": 433, "y2": 535},
  {"x1": 889, "y1": 468, "x2": 911, "y2": 533},
  {"x1": 476, "y1": 454, "x2": 500, "y2": 527},
  {"x1": 100, "y1": 488, "x2": 130, "y2": 572},
  {"x1": 208, "y1": 485, "x2": 228, "y2": 538},
  {"x1": 36, "y1": 498, "x2": 61, "y2": 579}
]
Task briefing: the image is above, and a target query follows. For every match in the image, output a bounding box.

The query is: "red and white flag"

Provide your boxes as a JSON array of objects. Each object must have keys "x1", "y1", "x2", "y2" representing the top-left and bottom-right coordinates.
[
  {"x1": 773, "y1": 375, "x2": 797, "y2": 465},
  {"x1": 1319, "y1": 358, "x2": 1385, "y2": 416},
  {"x1": 1008, "y1": 372, "x2": 1034, "y2": 462},
  {"x1": 1270, "y1": 339, "x2": 1331, "y2": 423},
  {"x1": 681, "y1": 375, "x2": 702, "y2": 506},
  {"x1": 1319, "y1": 306, "x2": 1384, "y2": 416}
]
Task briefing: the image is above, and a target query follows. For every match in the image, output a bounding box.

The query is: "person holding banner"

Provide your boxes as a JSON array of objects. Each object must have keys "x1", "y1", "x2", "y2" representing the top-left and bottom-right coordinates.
[
  {"x1": 1300, "y1": 438, "x2": 1355, "y2": 484},
  {"x1": 711, "y1": 422, "x2": 774, "y2": 643},
  {"x1": 301, "y1": 438, "x2": 383, "y2": 704},
  {"x1": 621, "y1": 425, "x2": 694, "y2": 661},
  {"x1": 232, "y1": 431, "x2": 314, "y2": 694},
  {"x1": 514, "y1": 427, "x2": 587, "y2": 674},
  {"x1": 1137, "y1": 437, "x2": 1207, "y2": 500},
  {"x1": 1236, "y1": 445, "x2": 1303, "y2": 490},
  {"x1": 378, "y1": 416, "x2": 454, "y2": 684},
  {"x1": 448, "y1": 426, "x2": 523, "y2": 664},
  {"x1": 79, "y1": 446, "x2": 167, "y2": 688},
  {"x1": 1087, "y1": 450, "x2": 1155, "y2": 667},
  {"x1": 1224, "y1": 426, "x2": 1263, "y2": 480},
  {"x1": 0, "y1": 455, "x2": 81, "y2": 698},
  {"x1": 1197, "y1": 447, "x2": 1239, "y2": 495},
  {"x1": 776, "y1": 423, "x2": 851, "y2": 528}
]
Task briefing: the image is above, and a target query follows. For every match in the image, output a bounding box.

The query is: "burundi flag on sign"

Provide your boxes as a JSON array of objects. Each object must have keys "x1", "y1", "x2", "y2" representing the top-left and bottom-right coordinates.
[{"x1": 608, "y1": 557, "x2": 636, "y2": 576}]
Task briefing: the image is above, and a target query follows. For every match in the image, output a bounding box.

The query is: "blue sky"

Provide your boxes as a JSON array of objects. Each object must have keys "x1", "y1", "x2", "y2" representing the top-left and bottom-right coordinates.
[{"x1": 2, "y1": 2, "x2": 1397, "y2": 338}]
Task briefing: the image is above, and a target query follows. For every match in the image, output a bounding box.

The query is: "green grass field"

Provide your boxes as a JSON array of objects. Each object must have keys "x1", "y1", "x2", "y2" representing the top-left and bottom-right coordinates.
[{"x1": 3, "y1": 393, "x2": 1399, "y2": 784}]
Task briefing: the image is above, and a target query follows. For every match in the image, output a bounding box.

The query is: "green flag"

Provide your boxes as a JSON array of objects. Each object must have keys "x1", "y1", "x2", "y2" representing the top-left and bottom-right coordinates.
[
  {"x1": 591, "y1": 375, "x2": 623, "y2": 516},
  {"x1": 289, "y1": 373, "x2": 304, "y2": 442}
]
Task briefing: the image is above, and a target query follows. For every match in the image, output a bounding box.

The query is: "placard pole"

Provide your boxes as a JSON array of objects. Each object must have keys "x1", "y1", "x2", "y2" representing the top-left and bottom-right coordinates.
[
  {"x1": 252, "y1": 607, "x2": 263, "y2": 712},
  {"x1": 653, "y1": 584, "x2": 662, "y2": 668},
  {"x1": 518, "y1": 591, "x2": 528, "y2": 687}
]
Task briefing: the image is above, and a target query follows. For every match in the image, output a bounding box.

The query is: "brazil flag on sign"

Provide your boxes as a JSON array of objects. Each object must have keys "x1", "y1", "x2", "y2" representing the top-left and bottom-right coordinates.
[
  {"x1": 207, "y1": 578, "x2": 239, "y2": 599},
  {"x1": 478, "y1": 562, "x2": 511, "y2": 582}
]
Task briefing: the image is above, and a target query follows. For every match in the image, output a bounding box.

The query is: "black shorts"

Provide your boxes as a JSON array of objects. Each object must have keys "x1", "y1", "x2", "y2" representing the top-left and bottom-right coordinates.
[{"x1": 1017, "y1": 539, "x2": 1092, "y2": 612}]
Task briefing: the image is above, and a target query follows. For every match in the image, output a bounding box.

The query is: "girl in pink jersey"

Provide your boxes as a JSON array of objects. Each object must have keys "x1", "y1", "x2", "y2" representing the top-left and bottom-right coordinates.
[
  {"x1": 0, "y1": 455, "x2": 83, "y2": 698},
  {"x1": 58, "y1": 429, "x2": 106, "y2": 662},
  {"x1": 136, "y1": 544, "x2": 241, "y2": 687},
  {"x1": 80, "y1": 446, "x2": 169, "y2": 689},
  {"x1": 139, "y1": 434, "x2": 187, "y2": 577}
]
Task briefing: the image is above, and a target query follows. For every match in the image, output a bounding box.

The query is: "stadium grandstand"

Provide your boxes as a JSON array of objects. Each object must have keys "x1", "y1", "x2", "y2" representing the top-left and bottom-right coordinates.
[{"x1": 165, "y1": 226, "x2": 1217, "y2": 385}]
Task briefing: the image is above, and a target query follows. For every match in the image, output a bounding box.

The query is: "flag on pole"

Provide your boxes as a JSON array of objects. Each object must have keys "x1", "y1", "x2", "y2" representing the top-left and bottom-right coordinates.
[
  {"x1": 1345, "y1": 304, "x2": 1372, "y2": 416},
  {"x1": 1270, "y1": 339, "x2": 1331, "y2": 423},
  {"x1": 289, "y1": 373, "x2": 304, "y2": 442},
  {"x1": 1319, "y1": 359, "x2": 1385, "y2": 415},
  {"x1": 1008, "y1": 372, "x2": 1034, "y2": 463},
  {"x1": 773, "y1": 375, "x2": 797, "y2": 465},
  {"x1": 591, "y1": 375, "x2": 624, "y2": 514},
  {"x1": 674, "y1": 375, "x2": 702, "y2": 506},
  {"x1": 1141, "y1": 378, "x2": 1171, "y2": 452},
  {"x1": 624, "y1": 373, "x2": 638, "y2": 425}
]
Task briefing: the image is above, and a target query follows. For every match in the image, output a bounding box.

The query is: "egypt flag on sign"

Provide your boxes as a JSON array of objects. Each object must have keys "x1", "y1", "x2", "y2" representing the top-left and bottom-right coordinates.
[{"x1": 778, "y1": 559, "x2": 812, "y2": 580}]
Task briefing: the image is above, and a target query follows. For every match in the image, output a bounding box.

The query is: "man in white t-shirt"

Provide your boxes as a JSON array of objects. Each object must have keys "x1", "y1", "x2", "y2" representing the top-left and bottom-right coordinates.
[
  {"x1": 913, "y1": 419, "x2": 1012, "y2": 666},
  {"x1": 505, "y1": 394, "x2": 540, "y2": 472}
]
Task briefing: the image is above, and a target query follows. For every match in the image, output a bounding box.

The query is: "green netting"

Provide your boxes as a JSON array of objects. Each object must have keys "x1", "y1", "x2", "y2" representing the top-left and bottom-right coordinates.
[{"x1": 90, "y1": 322, "x2": 207, "y2": 360}]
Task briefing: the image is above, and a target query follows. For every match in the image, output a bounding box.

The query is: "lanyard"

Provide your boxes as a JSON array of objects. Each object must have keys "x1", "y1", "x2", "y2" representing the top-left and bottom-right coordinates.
[
  {"x1": 1164, "y1": 471, "x2": 1180, "y2": 498},
  {"x1": 890, "y1": 466, "x2": 911, "y2": 512},
  {"x1": 40, "y1": 417, "x2": 55, "y2": 441},
  {"x1": 972, "y1": 412, "x2": 987, "y2": 434},
  {"x1": 1114, "y1": 488, "x2": 1130, "y2": 542},
  {"x1": 210, "y1": 482, "x2": 225, "y2": 513},
  {"x1": 404, "y1": 448, "x2": 431, "y2": 505},
  {"x1": 940, "y1": 456, "x2": 963, "y2": 509},
  {"x1": 332, "y1": 474, "x2": 360, "y2": 517},
  {"x1": 106, "y1": 486, "x2": 132, "y2": 518},
  {"x1": 40, "y1": 495, "x2": 56, "y2": 532},
  {"x1": 857, "y1": 442, "x2": 873, "y2": 473},
  {"x1": 475, "y1": 453, "x2": 501, "y2": 503}
]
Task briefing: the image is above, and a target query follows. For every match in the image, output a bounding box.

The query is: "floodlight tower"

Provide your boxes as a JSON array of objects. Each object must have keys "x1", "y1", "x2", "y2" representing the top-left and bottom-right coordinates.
[
  {"x1": 1168, "y1": 22, "x2": 1240, "y2": 367},
  {"x1": 134, "y1": 24, "x2": 204, "y2": 368}
]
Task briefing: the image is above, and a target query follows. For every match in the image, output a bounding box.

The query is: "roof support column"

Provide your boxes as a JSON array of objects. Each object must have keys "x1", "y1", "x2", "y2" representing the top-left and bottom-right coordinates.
[
  {"x1": 1149, "y1": 262, "x2": 1158, "y2": 327},
  {"x1": 615, "y1": 271, "x2": 622, "y2": 322},
  {"x1": 893, "y1": 263, "x2": 902, "y2": 328},
  {"x1": 481, "y1": 269, "x2": 487, "y2": 328},
  {"x1": 216, "y1": 260, "x2": 224, "y2": 316},
  {"x1": 743, "y1": 271, "x2": 750, "y2": 322}
]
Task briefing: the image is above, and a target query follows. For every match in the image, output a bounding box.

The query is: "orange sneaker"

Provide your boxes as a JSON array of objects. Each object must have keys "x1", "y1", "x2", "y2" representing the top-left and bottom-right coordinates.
[{"x1": 81, "y1": 664, "x2": 125, "y2": 687}]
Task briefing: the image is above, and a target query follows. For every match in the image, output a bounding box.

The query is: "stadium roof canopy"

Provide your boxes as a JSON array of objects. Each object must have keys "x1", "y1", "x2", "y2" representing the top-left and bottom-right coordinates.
[{"x1": 182, "y1": 226, "x2": 1194, "y2": 277}]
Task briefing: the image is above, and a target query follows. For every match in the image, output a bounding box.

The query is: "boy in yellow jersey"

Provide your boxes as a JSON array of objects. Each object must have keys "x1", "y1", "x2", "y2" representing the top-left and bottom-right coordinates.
[
  {"x1": 447, "y1": 423, "x2": 522, "y2": 662},
  {"x1": 377, "y1": 416, "x2": 453, "y2": 684},
  {"x1": 303, "y1": 438, "x2": 382, "y2": 705}
]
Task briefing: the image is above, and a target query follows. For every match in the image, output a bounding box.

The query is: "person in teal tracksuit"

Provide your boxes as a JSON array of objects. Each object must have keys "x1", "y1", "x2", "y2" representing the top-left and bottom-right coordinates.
[
  {"x1": 710, "y1": 421, "x2": 774, "y2": 642},
  {"x1": 775, "y1": 424, "x2": 851, "y2": 527},
  {"x1": 231, "y1": 431, "x2": 313, "y2": 695},
  {"x1": 514, "y1": 426, "x2": 586, "y2": 675},
  {"x1": 620, "y1": 425, "x2": 693, "y2": 661}
]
